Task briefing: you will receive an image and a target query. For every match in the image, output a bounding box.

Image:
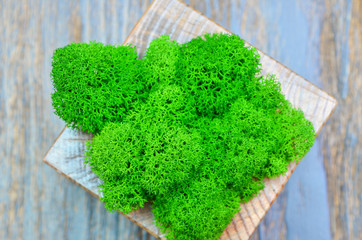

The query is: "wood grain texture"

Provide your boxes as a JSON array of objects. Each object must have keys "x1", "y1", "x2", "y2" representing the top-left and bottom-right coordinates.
[
  {"x1": 43, "y1": 0, "x2": 337, "y2": 239},
  {"x1": 320, "y1": 0, "x2": 361, "y2": 239},
  {"x1": 1, "y1": 0, "x2": 360, "y2": 239}
]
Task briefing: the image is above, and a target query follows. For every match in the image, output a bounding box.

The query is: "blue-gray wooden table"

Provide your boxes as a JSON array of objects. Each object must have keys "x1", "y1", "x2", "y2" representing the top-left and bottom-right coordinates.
[{"x1": 0, "y1": 0, "x2": 360, "y2": 239}]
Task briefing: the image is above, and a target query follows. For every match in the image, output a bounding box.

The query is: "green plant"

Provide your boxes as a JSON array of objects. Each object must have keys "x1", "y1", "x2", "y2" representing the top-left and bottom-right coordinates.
[
  {"x1": 52, "y1": 33, "x2": 316, "y2": 240},
  {"x1": 175, "y1": 33, "x2": 262, "y2": 119},
  {"x1": 51, "y1": 41, "x2": 147, "y2": 133},
  {"x1": 142, "y1": 35, "x2": 180, "y2": 87},
  {"x1": 153, "y1": 179, "x2": 241, "y2": 240}
]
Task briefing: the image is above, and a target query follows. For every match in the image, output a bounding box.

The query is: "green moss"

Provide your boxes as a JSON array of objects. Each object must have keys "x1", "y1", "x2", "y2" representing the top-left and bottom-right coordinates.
[
  {"x1": 51, "y1": 41, "x2": 147, "y2": 133},
  {"x1": 84, "y1": 122, "x2": 148, "y2": 213},
  {"x1": 52, "y1": 33, "x2": 316, "y2": 240},
  {"x1": 153, "y1": 179, "x2": 241, "y2": 240},
  {"x1": 176, "y1": 33, "x2": 261, "y2": 118},
  {"x1": 142, "y1": 35, "x2": 180, "y2": 87}
]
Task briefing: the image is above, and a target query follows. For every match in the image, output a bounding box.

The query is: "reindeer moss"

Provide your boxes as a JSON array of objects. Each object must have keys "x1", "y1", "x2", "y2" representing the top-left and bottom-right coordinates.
[
  {"x1": 175, "y1": 33, "x2": 262, "y2": 118},
  {"x1": 153, "y1": 179, "x2": 241, "y2": 240},
  {"x1": 51, "y1": 41, "x2": 147, "y2": 133},
  {"x1": 52, "y1": 33, "x2": 316, "y2": 240}
]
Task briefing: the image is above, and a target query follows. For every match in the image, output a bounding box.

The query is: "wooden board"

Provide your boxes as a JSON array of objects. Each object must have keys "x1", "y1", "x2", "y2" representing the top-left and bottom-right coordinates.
[{"x1": 43, "y1": 0, "x2": 337, "y2": 239}]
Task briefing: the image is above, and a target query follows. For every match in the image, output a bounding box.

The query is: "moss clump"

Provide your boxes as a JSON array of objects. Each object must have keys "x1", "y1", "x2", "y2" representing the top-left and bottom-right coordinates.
[
  {"x1": 52, "y1": 33, "x2": 316, "y2": 240},
  {"x1": 51, "y1": 41, "x2": 147, "y2": 133},
  {"x1": 175, "y1": 33, "x2": 261, "y2": 119},
  {"x1": 84, "y1": 122, "x2": 148, "y2": 213},
  {"x1": 142, "y1": 35, "x2": 180, "y2": 87},
  {"x1": 153, "y1": 179, "x2": 241, "y2": 240}
]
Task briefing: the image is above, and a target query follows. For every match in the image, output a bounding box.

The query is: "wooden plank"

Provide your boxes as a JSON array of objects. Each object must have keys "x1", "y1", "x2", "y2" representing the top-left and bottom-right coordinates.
[
  {"x1": 320, "y1": 0, "x2": 362, "y2": 239},
  {"x1": 43, "y1": 0, "x2": 337, "y2": 239}
]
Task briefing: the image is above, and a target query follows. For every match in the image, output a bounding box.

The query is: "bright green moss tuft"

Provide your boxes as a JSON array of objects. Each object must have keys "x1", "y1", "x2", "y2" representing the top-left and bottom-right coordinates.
[
  {"x1": 176, "y1": 33, "x2": 261, "y2": 118},
  {"x1": 51, "y1": 41, "x2": 147, "y2": 133},
  {"x1": 84, "y1": 122, "x2": 148, "y2": 213},
  {"x1": 153, "y1": 179, "x2": 241, "y2": 240},
  {"x1": 142, "y1": 35, "x2": 180, "y2": 87},
  {"x1": 53, "y1": 33, "x2": 316, "y2": 240}
]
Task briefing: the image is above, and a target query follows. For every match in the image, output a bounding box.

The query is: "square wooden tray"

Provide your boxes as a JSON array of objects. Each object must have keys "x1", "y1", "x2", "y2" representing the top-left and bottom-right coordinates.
[{"x1": 43, "y1": 0, "x2": 337, "y2": 239}]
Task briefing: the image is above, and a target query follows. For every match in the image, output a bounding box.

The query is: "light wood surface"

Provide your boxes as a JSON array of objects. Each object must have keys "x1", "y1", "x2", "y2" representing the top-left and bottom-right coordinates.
[
  {"x1": 1, "y1": 0, "x2": 360, "y2": 239},
  {"x1": 43, "y1": 0, "x2": 337, "y2": 239}
]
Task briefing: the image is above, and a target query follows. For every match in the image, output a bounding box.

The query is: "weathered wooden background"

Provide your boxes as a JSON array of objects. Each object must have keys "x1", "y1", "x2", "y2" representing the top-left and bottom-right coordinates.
[{"x1": 0, "y1": 0, "x2": 360, "y2": 239}]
